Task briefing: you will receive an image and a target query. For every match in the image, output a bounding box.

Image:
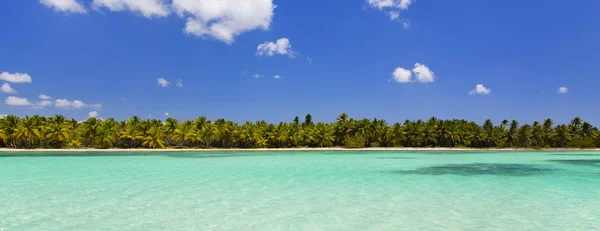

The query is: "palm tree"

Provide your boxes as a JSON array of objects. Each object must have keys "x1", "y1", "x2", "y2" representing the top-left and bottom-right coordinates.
[
  {"x1": 311, "y1": 122, "x2": 334, "y2": 147},
  {"x1": 142, "y1": 127, "x2": 166, "y2": 149},
  {"x1": 531, "y1": 121, "x2": 543, "y2": 147},
  {"x1": 120, "y1": 123, "x2": 144, "y2": 148},
  {"x1": 517, "y1": 125, "x2": 532, "y2": 147},
  {"x1": 0, "y1": 115, "x2": 20, "y2": 148},
  {"x1": 16, "y1": 116, "x2": 41, "y2": 148},
  {"x1": 45, "y1": 120, "x2": 70, "y2": 148},
  {"x1": 81, "y1": 118, "x2": 100, "y2": 147},
  {"x1": 164, "y1": 118, "x2": 178, "y2": 145},
  {"x1": 303, "y1": 114, "x2": 313, "y2": 127},
  {"x1": 506, "y1": 120, "x2": 519, "y2": 147},
  {"x1": 96, "y1": 118, "x2": 119, "y2": 148}
]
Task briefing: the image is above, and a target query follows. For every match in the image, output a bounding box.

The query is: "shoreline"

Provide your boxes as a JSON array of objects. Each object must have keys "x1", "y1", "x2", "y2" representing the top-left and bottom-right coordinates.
[{"x1": 1, "y1": 147, "x2": 599, "y2": 152}]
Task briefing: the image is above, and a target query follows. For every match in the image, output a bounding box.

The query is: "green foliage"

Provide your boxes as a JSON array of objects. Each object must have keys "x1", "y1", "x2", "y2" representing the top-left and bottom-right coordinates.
[
  {"x1": 567, "y1": 138, "x2": 598, "y2": 149},
  {"x1": 0, "y1": 114, "x2": 597, "y2": 149},
  {"x1": 344, "y1": 134, "x2": 366, "y2": 148}
]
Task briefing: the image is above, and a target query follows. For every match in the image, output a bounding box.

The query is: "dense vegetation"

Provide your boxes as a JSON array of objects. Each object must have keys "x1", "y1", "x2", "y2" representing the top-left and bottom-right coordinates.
[{"x1": 0, "y1": 114, "x2": 598, "y2": 149}]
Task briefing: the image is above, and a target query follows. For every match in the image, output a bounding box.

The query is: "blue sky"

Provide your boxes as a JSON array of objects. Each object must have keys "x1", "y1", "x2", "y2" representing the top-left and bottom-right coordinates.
[{"x1": 1, "y1": 0, "x2": 599, "y2": 125}]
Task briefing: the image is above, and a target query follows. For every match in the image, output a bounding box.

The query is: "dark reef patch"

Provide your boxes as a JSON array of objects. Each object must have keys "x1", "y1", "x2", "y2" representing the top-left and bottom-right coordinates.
[
  {"x1": 388, "y1": 163, "x2": 556, "y2": 176},
  {"x1": 547, "y1": 159, "x2": 600, "y2": 167},
  {"x1": 548, "y1": 154, "x2": 600, "y2": 156}
]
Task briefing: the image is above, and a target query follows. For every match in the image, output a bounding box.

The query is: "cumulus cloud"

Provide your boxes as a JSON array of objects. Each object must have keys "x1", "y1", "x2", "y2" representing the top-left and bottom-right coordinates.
[
  {"x1": 392, "y1": 67, "x2": 412, "y2": 83},
  {"x1": 55, "y1": 99, "x2": 88, "y2": 109},
  {"x1": 256, "y1": 38, "x2": 295, "y2": 57},
  {"x1": 92, "y1": 0, "x2": 169, "y2": 18},
  {"x1": 1, "y1": 83, "x2": 17, "y2": 94},
  {"x1": 558, "y1": 87, "x2": 568, "y2": 94},
  {"x1": 32, "y1": 100, "x2": 53, "y2": 109},
  {"x1": 0, "y1": 72, "x2": 32, "y2": 83},
  {"x1": 368, "y1": 0, "x2": 395, "y2": 9},
  {"x1": 412, "y1": 63, "x2": 435, "y2": 83},
  {"x1": 39, "y1": 94, "x2": 52, "y2": 100},
  {"x1": 165, "y1": 112, "x2": 170, "y2": 116},
  {"x1": 392, "y1": 63, "x2": 435, "y2": 83},
  {"x1": 252, "y1": 74, "x2": 262, "y2": 79},
  {"x1": 173, "y1": 0, "x2": 275, "y2": 44},
  {"x1": 399, "y1": 0, "x2": 413, "y2": 9},
  {"x1": 368, "y1": 0, "x2": 412, "y2": 10},
  {"x1": 5, "y1": 96, "x2": 33, "y2": 106},
  {"x1": 157, "y1": 77, "x2": 169, "y2": 87},
  {"x1": 368, "y1": 0, "x2": 413, "y2": 22},
  {"x1": 469, "y1": 84, "x2": 491, "y2": 95},
  {"x1": 88, "y1": 111, "x2": 99, "y2": 118},
  {"x1": 307, "y1": 57, "x2": 313, "y2": 64},
  {"x1": 175, "y1": 79, "x2": 183, "y2": 87},
  {"x1": 274, "y1": 75, "x2": 281, "y2": 79},
  {"x1": 55, "y1": 99, "x2": 100, "y2": 110},
  {"x1": 40, "y1": 0, "x2": 86, "y2": 13}
]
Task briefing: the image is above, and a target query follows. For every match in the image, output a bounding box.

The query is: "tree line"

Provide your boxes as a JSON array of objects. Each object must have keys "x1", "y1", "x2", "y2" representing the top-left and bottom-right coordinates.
[{"x1": 0, "y1": 114, "x2": 598, "y2": 149}]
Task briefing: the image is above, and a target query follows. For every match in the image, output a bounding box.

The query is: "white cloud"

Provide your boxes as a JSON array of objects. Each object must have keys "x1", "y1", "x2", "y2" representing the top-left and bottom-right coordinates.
[
  {"x1": 252, "y1": 74, "x2": 262, "y2": 78},
  {"x1": 368, "y1": 0, "x2": 413, "y2": 23},
  {"x1": 32, "y1": 100, "x2": 53, "y2": 109},
  {"x1": 176, "y1": 79, "x2": 183, "y2": 87},
  {"x1": 165, "y1": 112, "x2": 170, "y2": 116},
  {"x1": 469, "y1": 84, "x2": 491, "y2": 95},
  {"x1": 92, "y1": 0, "x2": 169, "y2": 18},
  {"x1": 274, "y1": 75, "x2": 281, "y2": 79},
  {"x1": 256, "y1": 38, "x2": 295, "y2": 57},
  {"x1": 157, "y1": 77, "x2": 169, "y2": 87},
  {"x1": 399, "y1": 0, "x2": 413, "y2": 10},
  {"x1": 0, "y1": 72, "x2": 32, "y2": 83},
  {"x1": 392, "y1": 63, "x2": 435, "y2": 83},
  {"x1": 412, "y1": 63, "x2": 435, "y2": 83},
  {"x1": 307, "y1": 56, "x2": 312, "y2": 64},
  {"x1": 392, "y1": 67, "x2": 412, "y2": 83},
  {"x1": 1, "y1": 83, "x2": 17, "y2": 94},
  {"x1": 368, "y1": 0, "x2": 412, "y2": 10},
  {"x1": 387, "y1": 11, "x2": 400, "y2": 21},
  {"x1": 368, "y1": 0, "x2": 395, "y2": 9},
  {"x1": 173, "y1": 0, "x2": 275, "y2": 44},
  {"x1": 39, "y1": 94, "x2": 52, "y2": 100},
  {"x1": 558, "y1": 87, "x2": 568, "y2": 94},
  {"x1": 55, "y1": 99, "x2": 87, "y2": 109},
  {"x1": 5, "y1": 96, "x2": 33, "y2": 106},
  {"x1": 0, "y1": 114, "x2": 6, "y2": 118},
  {"x1": 88, "y1": 111, "x2": 99, "y2": 118},
  {"x1": 40, "y1": 0, "x2": 87, "y2": 13}
]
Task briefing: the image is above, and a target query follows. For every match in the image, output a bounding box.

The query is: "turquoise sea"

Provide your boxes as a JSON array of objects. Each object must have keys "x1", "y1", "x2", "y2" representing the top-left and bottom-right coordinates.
[{"x1": 1, "y1": 151, "x2": 599, "y2": 230}]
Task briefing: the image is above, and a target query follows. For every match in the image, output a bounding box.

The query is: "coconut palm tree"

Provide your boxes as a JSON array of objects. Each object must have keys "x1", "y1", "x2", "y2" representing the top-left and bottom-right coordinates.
[
  {"x1": 45, "y1": 120, "x2": 70, "y2": 148},
  {"x1": 142, "y1": 127, "x2": 166, "y2": 149},
  {"x1": 0, "y1": 115, "x2": 20, "y2": 148}
]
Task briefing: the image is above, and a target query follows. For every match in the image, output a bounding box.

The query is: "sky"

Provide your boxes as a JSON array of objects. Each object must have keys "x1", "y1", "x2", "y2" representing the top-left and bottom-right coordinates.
[{"x1": 1, "y1": 0, "x2": 599, "y2": 125}]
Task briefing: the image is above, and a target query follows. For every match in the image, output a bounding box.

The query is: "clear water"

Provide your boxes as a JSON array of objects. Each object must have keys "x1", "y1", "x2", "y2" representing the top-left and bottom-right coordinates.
[{"x1": 1, "y1": 151, "x2": 599, "y2": 230}]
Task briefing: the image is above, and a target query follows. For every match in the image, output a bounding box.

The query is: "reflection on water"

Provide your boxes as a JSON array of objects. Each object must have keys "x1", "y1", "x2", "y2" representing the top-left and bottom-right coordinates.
[
  {"x1": 375, "y1": 157, "x2": 417, "y2": 159},
  {"x1": 0, "y1": 152, "x2": 156, "y2": 157},
  {"x1": 548, "y1": 154, "x2": 600, "y2": 156},
  {"x1": 165, "y1": 153, "x2": 281, "y2": 159},
  {"x1": 389, "y1": 163, "x2": 556, "y2": 176},
  {"x1": 548, "y1": 159, "x2": 600, "y2": 167}
]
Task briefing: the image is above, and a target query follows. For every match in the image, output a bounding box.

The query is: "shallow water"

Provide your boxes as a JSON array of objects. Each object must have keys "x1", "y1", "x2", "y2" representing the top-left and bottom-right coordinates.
[{"x1": 1, "y1": 151, "x2": 599, "y2": 230}]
